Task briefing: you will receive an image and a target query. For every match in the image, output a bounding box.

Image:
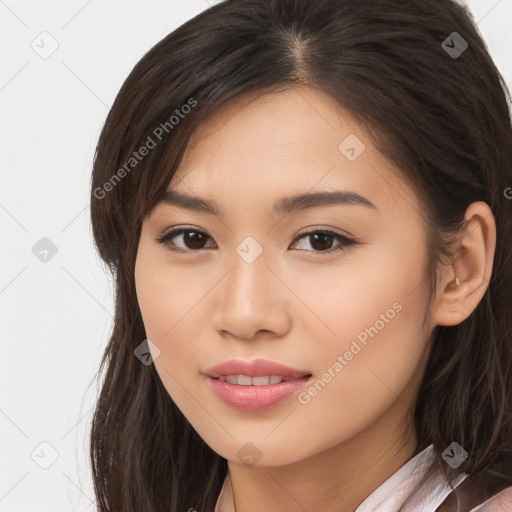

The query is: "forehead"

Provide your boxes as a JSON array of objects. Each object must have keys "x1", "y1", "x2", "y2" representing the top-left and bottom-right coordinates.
[{"x1": 164, "y1": 85, "x2": 422, "y2": 224}]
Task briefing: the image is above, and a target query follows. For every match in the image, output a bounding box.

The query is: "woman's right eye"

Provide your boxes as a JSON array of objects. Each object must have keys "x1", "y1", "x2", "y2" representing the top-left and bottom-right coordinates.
[{"x1": 155, "y1": 228, "x2": 215, "y2": 253}]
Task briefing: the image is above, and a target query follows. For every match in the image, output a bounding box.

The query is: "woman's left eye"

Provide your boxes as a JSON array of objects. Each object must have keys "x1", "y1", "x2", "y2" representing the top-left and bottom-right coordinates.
[
  {"x1": 155, "y1": 228, "x2": 357, "y2": 255},
  {"x1": 292, "y1": 230, "x2": 357, "y2": 253}
]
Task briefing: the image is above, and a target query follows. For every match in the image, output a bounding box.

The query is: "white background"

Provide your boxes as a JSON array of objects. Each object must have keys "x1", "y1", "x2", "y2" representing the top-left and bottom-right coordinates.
[{"x1": 1, "y1": 1, "x2": 511, "y2": 510}]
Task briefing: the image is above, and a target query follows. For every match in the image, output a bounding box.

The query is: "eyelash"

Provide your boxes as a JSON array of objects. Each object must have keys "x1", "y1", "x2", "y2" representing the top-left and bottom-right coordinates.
[{"x1": 155, "y1": 227, "x2": 358, "y2": 255}]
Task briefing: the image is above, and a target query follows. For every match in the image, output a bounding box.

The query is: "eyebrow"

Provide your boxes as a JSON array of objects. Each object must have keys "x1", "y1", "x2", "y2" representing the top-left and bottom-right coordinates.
[{"x1": 158, "y1": 188, "x2": 377, "y2": 217}]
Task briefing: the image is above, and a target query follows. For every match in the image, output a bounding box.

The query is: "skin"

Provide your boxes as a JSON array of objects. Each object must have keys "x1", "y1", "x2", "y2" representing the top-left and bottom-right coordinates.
[{"x1": 134, "y1": 85, "x2": 496, "y2": 511}]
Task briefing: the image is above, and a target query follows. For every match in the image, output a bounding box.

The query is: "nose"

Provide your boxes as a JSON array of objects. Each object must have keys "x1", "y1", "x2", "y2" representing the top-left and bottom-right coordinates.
[{"x1": 212, "y1": 251, "x2": 291, "y2": 341}]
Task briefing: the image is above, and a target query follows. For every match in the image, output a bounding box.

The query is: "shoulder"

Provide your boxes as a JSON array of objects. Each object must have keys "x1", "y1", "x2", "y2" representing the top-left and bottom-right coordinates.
[{"x1": 470, "y1": 486, "x2": 512, "y2": 511}]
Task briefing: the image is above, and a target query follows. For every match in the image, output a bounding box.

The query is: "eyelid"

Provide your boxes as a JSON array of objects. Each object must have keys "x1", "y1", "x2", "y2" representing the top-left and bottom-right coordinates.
[{"x1": 295, "y1": 225, "x2": 355, "y2": 239}]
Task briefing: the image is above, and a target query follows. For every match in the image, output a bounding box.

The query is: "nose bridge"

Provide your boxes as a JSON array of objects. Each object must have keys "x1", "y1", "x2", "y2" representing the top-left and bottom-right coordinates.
[
  {"x1": 227, "y1": 238, "x2": 271, "y2": 307},
  {"x1": 214, "y1": 235, "x2": 288, "y2": 337}
]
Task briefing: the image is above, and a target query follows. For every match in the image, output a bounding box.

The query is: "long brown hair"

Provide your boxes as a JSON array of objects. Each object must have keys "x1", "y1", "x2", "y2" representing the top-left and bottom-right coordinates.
[{"x1": 89, "y1": 0, "x2": 512, "y2": 510}]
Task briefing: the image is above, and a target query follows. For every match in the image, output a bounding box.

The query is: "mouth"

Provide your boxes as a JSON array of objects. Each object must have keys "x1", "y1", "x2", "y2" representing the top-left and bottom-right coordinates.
[
  {"x1": 211, "y1": 374, "x2": 312, "y2": 385},
  {"x1": 204, "y1": 358, "x2": 313, "y2": 411},
  {"x1": 204, "y1": 358, "x2": 312, "y2": 380},
  {"x1": 206, "y1": 372, "x2": 313, "y2": 412}
]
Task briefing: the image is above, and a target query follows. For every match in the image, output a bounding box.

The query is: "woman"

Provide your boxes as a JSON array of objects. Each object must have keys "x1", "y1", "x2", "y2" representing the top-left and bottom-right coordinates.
[{"x1": 89, "y1": 0, "x2": 512, "y2": 510}]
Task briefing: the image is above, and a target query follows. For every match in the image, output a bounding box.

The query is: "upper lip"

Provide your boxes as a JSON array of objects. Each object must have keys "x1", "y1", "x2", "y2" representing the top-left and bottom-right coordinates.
[{"x1": 204, "y1": 358, "x2": 312, "y2": 379}]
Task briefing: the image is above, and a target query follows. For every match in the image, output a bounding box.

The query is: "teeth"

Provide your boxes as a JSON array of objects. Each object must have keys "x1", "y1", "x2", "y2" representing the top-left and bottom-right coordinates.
[
  {"x1": 238, "y1": 375, "x2": 253, "y2": 386},
  {"x1": 217, "y1": 375, "x2": 295, "y2": 386},
  {"x1": 251, "y1": 376, "x2": 270, "y2": 386}
]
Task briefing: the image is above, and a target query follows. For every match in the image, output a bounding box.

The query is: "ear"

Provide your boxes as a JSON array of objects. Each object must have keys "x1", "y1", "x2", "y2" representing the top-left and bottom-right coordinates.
[{"x1": 432, "y1": 201, "x2": 496, "y2": 327}]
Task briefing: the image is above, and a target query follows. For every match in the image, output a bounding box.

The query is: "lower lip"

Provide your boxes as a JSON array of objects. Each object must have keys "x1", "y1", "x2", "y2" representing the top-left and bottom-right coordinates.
[{"x1": 207, "y1": 375, "x2": 312, "y2": 412}]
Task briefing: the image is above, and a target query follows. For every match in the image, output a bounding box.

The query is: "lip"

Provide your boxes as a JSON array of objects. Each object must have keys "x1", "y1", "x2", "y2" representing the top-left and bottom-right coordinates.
[
  {"x1": 207, "y1": 375, "x2": 313, "y2": 411},
  {"x1": 204, "y1": 358, "x2": 313, "y2": 412},
  {"x1": 204, "y1": 358, "x2": 312, "y2": 379}
]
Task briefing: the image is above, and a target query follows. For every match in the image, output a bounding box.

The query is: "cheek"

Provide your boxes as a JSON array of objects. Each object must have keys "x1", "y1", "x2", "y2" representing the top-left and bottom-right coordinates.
[
  {"x1": 134, "y1": 241, "x2": 217, "y2": 385},
  {"x1": 134, "y1": 246, "x2": 192, "y2": 381},
  {"x1": 135, "y1": 247, "x2": 209, "y2": 419},
  {"x1": 135, "y1": 261, "x2": 173, "y2": 340},
  {"x1": 291, "y1": 243, "x2": 430, "y2": 435},
  {"x1": 135, "y1": 242, "x2": 198, "y2": 341},
  {"x1": 289, "y1": 234, "x2": 427, "y2": 349}
]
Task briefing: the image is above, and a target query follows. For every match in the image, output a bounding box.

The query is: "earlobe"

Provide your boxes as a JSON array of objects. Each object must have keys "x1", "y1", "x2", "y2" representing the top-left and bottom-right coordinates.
[{"x1": 431, "y1": 201, "x2": 496, "y2": 327}]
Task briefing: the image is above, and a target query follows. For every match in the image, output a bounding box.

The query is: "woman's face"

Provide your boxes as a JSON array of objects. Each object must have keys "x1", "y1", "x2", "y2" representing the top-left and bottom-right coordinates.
[{"x1": 134, "y1": 85, "x2": 436, "y2": 466}]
